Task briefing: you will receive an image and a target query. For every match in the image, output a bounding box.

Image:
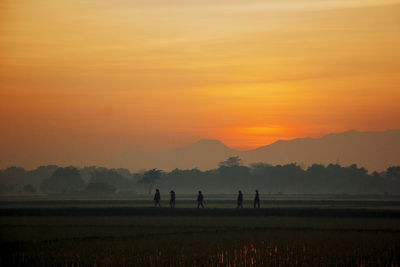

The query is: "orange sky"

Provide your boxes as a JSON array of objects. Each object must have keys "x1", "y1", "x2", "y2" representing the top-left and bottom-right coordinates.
[{"x1": 1, "y1": 0, "x2": 400, "y2": 168}]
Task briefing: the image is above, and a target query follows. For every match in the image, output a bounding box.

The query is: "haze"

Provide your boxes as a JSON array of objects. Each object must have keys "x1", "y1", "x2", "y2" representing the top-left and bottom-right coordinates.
[{"x1": 1, "y1": 0, "x2": 400, "y2": 168}]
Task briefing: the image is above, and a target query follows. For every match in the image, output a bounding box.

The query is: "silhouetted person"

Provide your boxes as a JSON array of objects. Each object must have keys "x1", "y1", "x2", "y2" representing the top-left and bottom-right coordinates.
[
  {"x1": 254, "y1": 190, "x2": 260, "y2": 208},
  {"x1": 197, "y1": 191, "x2": 204, "y2": 208},
  {"x1": 237, "y1": 190, "x2": 243, "y2": 208},
  {"x1": 154, "y1": 189, "x2": 161, "y2": 207},
  {"x1": 170, "y1": 190, "x2": 176, "y2": 208}
]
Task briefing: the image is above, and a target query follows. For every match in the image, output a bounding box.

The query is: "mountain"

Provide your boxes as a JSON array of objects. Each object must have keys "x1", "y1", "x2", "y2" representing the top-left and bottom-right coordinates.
[
  {"x1": 160, "y1": 139, "x2": 237, "y2": 170},
  {"x1": 241, "y1": 130, "x2": 400, "y2": 171},
  {"x1": 115, "y1": 139, "x2": 237, "y2": 171},
  {"x1": 117, "y1": 130, "x2": 400, "y2": 172}
]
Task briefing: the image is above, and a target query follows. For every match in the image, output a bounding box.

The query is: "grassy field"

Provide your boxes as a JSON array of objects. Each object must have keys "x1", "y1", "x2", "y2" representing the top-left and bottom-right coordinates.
[{"x1": 1, "y1": 195, "x2": 400, "y2": 266}]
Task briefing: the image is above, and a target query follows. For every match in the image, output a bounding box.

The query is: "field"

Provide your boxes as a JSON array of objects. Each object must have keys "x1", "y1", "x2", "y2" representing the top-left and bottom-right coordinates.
[{"x1": 1, "y1": 195, "x2": 400, "y2": 266}]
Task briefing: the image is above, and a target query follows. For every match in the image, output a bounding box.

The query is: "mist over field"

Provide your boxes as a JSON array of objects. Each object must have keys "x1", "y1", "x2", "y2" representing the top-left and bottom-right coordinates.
[
  {"x1": 1, "y1": 157, "x2": 400, "y2": 197},
  {"x1": 1, "y1": 130, "x2": 399, "y2": 196}
]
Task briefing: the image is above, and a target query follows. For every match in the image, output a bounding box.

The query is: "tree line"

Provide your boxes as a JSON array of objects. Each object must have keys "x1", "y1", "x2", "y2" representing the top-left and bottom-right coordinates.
[{"x1": 1, "y1": 157, "x2": 400, "y2": 195}]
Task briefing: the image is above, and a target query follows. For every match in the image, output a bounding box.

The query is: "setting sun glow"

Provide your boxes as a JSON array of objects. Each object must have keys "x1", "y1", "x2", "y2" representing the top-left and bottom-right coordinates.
[{"x1": 1, "y1": 0, "x2": 399, "y2": 168}]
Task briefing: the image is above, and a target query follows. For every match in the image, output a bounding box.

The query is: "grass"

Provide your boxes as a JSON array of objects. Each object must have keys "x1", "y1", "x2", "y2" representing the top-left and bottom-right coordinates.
[{"x1": 1, "y1": 196, "x2": 400, "y2": 266}]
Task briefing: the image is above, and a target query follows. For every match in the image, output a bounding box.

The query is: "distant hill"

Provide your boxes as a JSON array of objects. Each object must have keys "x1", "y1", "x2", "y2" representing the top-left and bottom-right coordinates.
[
  {"x1": 116, "y1": 139, "x2": 237, "y2": 171},
  {"x1": 117, "y1": 130, "x2": 400, "y2": 172},
  {"x1": 241, "y1": 130, "x2": 400, "y2": 171}
]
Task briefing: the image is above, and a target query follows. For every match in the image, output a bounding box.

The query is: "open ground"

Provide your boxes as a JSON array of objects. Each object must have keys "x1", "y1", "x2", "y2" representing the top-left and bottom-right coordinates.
[{"x1": 1, "y1": 195, "x2": 400, "y2": 266}]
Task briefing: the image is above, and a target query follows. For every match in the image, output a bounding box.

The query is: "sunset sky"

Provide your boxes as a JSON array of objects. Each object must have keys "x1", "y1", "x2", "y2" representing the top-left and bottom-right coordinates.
[{"x1": 1, "y1": 0, "x2": 400, "y2": 168}]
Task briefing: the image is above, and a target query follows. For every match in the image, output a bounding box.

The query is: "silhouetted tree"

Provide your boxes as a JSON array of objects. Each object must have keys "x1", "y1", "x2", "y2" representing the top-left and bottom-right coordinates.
[
  {"x1": 79, "y1": 166, "x2": 104, "y2": 182},
  {"x1": 219, "y1": 156, "x2": 241, "y2": 168},
  {"x1": 0, "y1": 167, "x2": 28, "y2": 187},
  {"x1": 386, "y1": 166, "x2": 400, "y2": 182},
  {"x1": 139, "y1": 168, "x2": 162, "y2": 195},
  {"x1": 116, "y1": 168, "x2": 133, "y2": 179},
  {"x1": 40, "y1": 167, "x2": 85, "y2": 194},
  {"x1": 89, "y1": 169, "x2": 129, "y2": 190},
  {"x1": 23, "y1": 184, "x2": 36, "y2": 194},
  {"x1": 27, "y1": 165, "x2": 58, "y2": 187},
  {"x1": 3, "y1": 162, "x2": 400, "y2": 195}
]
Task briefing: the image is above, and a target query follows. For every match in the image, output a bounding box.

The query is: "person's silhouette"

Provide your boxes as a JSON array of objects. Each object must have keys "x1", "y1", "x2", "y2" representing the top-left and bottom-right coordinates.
[
  {"x1": 237, "y1": 190, "x2": 243, "y2": 208},
  {"x1": 254, "y1": 190, "x2": 260, "y2": 208},
  {"x1": 154, "y1": 189, "x2": 161, "y2": 207},
  {"x1": 170, "y1": 190, "x2": 176, "y2": 208},
  {"x1": 197, "y1": 191, "x2": 204, "y2": 208}
]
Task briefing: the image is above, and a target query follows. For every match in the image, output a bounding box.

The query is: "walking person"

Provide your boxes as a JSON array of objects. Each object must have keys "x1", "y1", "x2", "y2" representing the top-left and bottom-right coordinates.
[
  {"x1": 237, "y1": 190, "x2": 243, "y2": 208},
  {"x1": 154, "y1": 189, "x2": 161, "y2": 207},
  {"x1": 254, "y1": 190, "x2": 260, "y2": 208},
  {"x1": 197, "y1": 191, "x2": 204, "y2": 208},
  {"x1": 170, "y1": 190, "x2": 176, "y2": 208}
]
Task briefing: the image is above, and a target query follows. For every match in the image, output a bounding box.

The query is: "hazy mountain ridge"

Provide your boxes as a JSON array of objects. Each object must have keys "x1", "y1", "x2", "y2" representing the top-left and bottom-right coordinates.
[
  {"x1": 117, "y1": 130, "x2": 400, "y2": 172},
  {"x1": 242, "y1": 130, "x2": 400, "y2": 171},
  {"x1": 117, "y1": 139, "x2": 237, "y2": 171}
]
